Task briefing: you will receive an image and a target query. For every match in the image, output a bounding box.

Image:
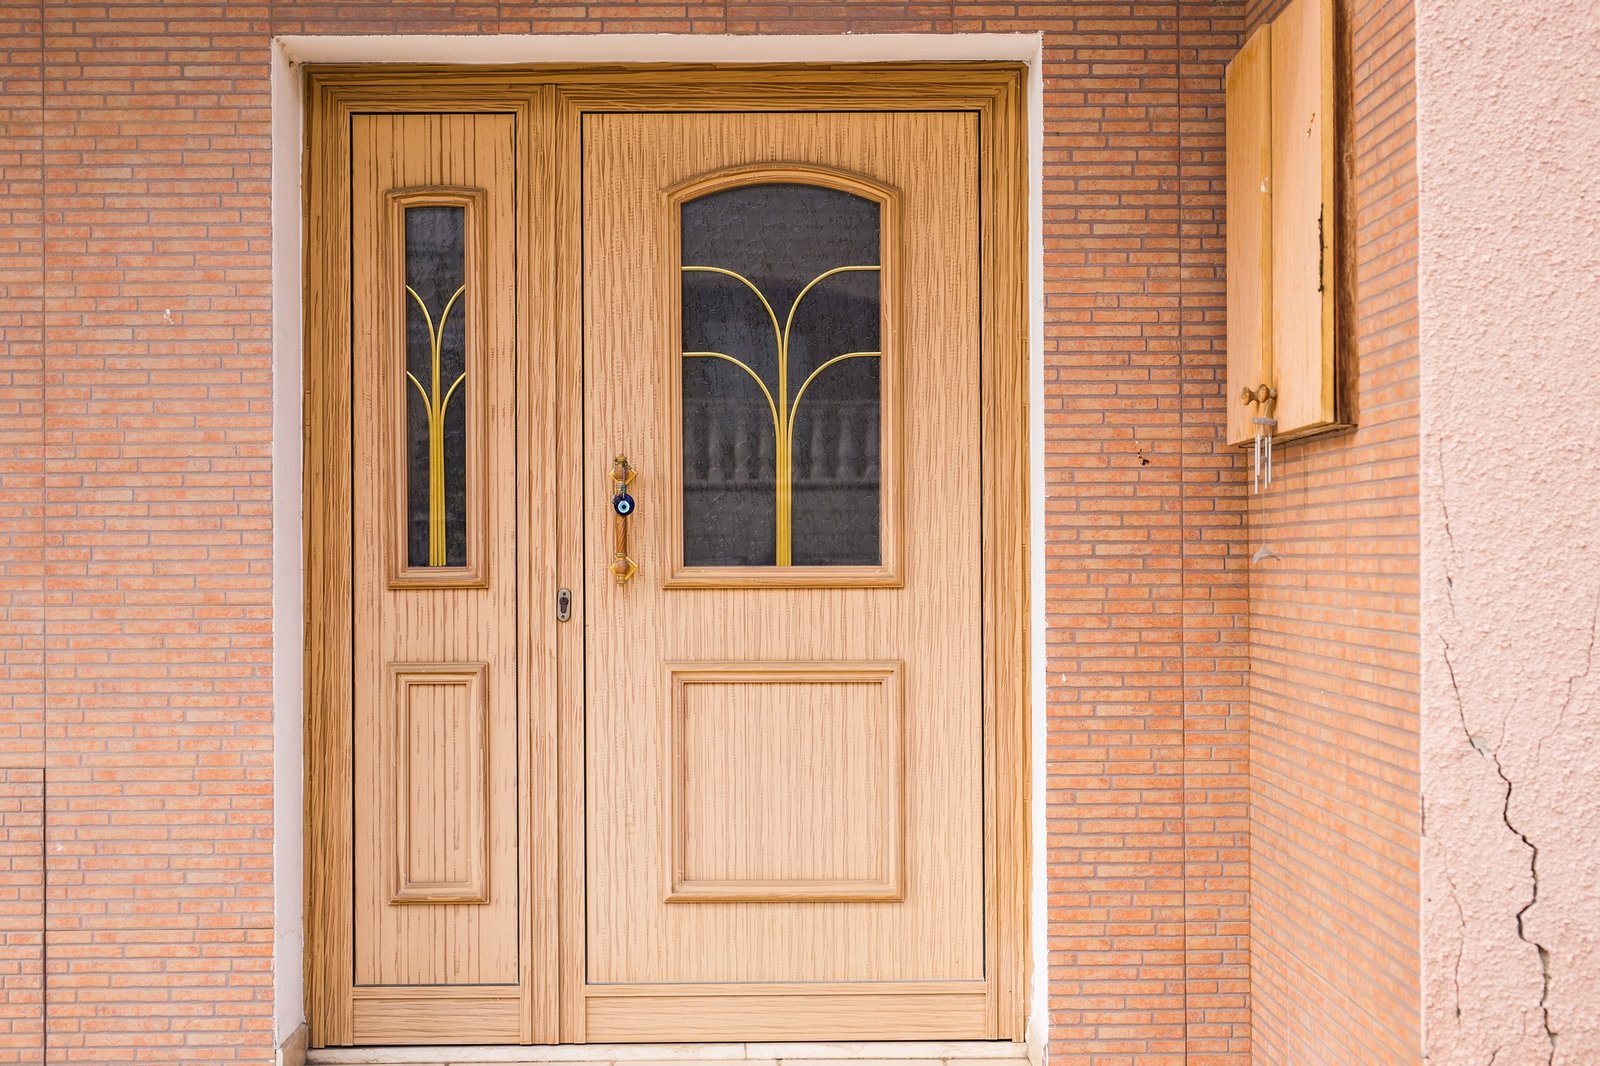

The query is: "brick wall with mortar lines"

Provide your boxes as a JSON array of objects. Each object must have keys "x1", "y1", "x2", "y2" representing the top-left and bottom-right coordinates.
[
  {"x1": 0, "y1": 7, "x2": 46, "y2": 1055},
  {"x1": 1242, "y1": 0, "x2": 1422, "y2": 1061},
  {"x1": 0, "y1": 770, "x2": 44, "y2": 1064},
  {"x1": 0, "y1": 3, "x2": 1252, "y2": 1063}
]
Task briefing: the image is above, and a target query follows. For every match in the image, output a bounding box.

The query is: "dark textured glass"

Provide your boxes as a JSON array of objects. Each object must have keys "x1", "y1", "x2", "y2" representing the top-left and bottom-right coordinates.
[
  {"x1": 681, "y1": 183, "x2": 882, "y2": 568},
  {"x1": 404, "y1": 205, "x2": 469, "y2": 569}
]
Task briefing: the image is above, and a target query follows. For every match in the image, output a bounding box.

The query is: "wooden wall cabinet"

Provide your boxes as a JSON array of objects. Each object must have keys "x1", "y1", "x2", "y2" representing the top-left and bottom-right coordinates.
[{"x1": 1225, "y1": 0, "x2": 1354, "y2": 447}]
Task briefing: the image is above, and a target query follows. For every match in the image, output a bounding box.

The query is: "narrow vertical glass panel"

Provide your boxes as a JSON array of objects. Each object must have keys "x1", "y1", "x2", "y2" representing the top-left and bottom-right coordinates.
[
  {"x1": 403, "y1": 205, "x2": 469, "y2": 569},
  {"x1": 681, "y1": 183, "x2": 882, "y2": 568}
]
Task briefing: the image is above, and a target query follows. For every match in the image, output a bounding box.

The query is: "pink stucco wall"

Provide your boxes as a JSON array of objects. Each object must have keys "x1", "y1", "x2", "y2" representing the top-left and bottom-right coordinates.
[{"x1": 1416, "y1": 1, "x2": 1600, "y2": 1061}]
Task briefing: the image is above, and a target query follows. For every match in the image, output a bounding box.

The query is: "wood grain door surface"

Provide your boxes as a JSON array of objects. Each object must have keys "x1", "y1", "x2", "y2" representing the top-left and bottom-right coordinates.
[
  {"x1": 324, "y1": 84, "x2": 1012, "y2": 1047},
  {"x1": 580, "y1": 111, "x2": 988, "y2": 1040},
  {"x1": 349, "y1": 112, "x2": 526, "y2": 1042}
]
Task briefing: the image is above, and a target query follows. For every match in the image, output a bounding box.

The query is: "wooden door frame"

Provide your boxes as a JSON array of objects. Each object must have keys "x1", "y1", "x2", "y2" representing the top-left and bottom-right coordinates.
[{"x1": 302, "y1": 62, "x2": 1029, "y2": 1049}]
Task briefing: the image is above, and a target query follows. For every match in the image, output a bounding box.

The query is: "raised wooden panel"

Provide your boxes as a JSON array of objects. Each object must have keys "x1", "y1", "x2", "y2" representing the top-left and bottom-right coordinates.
[
  {"x1": 1226, "y1": 25, "x2": 1274, "y2": 448},
  {"x1": 1270, "y1": 0, "x2": 1339, "y2": 437},
  {"x1": 665, "y1": 662, "x2": 903, "y2": 902},
  {"x1": 390, "y1": 662, "x2": 489, "y2": 903}
]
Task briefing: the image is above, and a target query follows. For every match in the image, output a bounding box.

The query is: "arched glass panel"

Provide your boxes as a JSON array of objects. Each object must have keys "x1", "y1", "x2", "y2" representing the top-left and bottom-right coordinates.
[{"x1": 680, "y1": 182, "x2": 882, "y2": 568}]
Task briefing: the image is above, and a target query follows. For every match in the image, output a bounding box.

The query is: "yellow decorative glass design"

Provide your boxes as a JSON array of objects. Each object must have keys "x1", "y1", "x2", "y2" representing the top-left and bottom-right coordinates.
[
  {"x1": 402, "y1": 204, "x2": 469, "y2": 569},
  {"x1": 680, "y1": 182, "x2": 883, "y2": 568},
  {"x1": 405, "y1": 282, "x2": 466, "y2": 566},
  {"x1": 683, "y1": 265, "x2": 880, "y2": 566}
]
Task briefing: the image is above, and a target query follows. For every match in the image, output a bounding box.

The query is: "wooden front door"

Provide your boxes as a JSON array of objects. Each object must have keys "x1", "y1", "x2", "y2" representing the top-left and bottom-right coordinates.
[
  {"x1": 579, "y1": 112, "x2": 987, "y2": 1040},
  {"x1": 305, "y1": 67, "x2": 1028, "y2": 1050},
  {"x1": 345, "y1": 111, "x2": 534, "y2": 1042}
]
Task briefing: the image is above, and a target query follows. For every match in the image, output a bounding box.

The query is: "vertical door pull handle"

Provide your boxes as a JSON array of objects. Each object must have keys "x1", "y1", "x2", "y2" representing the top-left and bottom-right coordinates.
[{"x1": 610, "y1": 456, "x2": 638, "y2": 584}]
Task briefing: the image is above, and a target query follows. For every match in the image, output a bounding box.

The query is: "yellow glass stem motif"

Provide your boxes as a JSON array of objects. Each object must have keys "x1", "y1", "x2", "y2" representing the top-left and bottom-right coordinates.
[
  {"x1": 404, "y1": 283, "x2": 467, "y2": 567},
  {"x1": 682, "y1": 264, "x2": 880, "y2": 566}
]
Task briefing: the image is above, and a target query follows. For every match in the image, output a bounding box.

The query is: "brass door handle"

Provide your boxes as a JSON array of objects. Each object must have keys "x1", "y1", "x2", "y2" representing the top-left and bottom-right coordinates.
[{"x1": 610, "y1": 455, "x2": 637, "y2": 583}]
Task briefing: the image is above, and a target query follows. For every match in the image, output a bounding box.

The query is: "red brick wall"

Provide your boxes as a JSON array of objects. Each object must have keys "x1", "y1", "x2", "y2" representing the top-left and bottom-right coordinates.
[
  {"x1": 0, "y1": 4, "x2": 1254, "y2": 1063},
  {"x1": 1, "y1": 0, "x2": 48, "y2": 1063},
  {"x1": 1242, "y1": 0, "x2": 1423, "y2": 1062},
  {"x1": 5, "y1": 2, "x2": 278, "y2": 1061},
  {"x1": 0, "y1": 770, "x2": 44, "y2": 1064}
]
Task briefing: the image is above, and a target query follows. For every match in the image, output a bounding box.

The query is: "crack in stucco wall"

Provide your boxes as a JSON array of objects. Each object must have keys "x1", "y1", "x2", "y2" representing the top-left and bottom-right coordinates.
[
  {"x1": 1533, "y1": 603, "x2": 1599, "y2": 769},
  {"x1": 1432, "y1": 456, "x2": 1565, "y2": 1064},
  {"x1": 1416, "y1": 1, "x2": 1600, "y2": 1053}
]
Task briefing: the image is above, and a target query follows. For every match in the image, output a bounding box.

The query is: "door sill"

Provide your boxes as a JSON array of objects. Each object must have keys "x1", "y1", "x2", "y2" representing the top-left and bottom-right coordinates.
[{"x1": 307, "y1": 1040, "x2": 1034, "y2": 1065}]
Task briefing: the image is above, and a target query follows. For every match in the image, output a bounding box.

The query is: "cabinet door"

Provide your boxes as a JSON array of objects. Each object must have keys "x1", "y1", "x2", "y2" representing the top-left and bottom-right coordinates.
[
  {"x1": 1270, "y1": 0, "x2": 1339, "y2": 437},
  {"x1": 1226, "y1": 24, "x2": 1274, "y2": 447}
]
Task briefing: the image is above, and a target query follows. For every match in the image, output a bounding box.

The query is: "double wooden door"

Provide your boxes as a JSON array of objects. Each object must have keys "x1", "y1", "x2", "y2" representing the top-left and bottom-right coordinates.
[{"x1": 311, "y1": 70, "x2": 1026, "y2": 1049}]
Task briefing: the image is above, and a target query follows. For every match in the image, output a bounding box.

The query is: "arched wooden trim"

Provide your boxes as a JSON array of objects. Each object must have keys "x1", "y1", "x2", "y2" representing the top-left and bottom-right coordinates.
[{"x1": 660, "y1": 162, "x2": 905, "y2": 588}]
